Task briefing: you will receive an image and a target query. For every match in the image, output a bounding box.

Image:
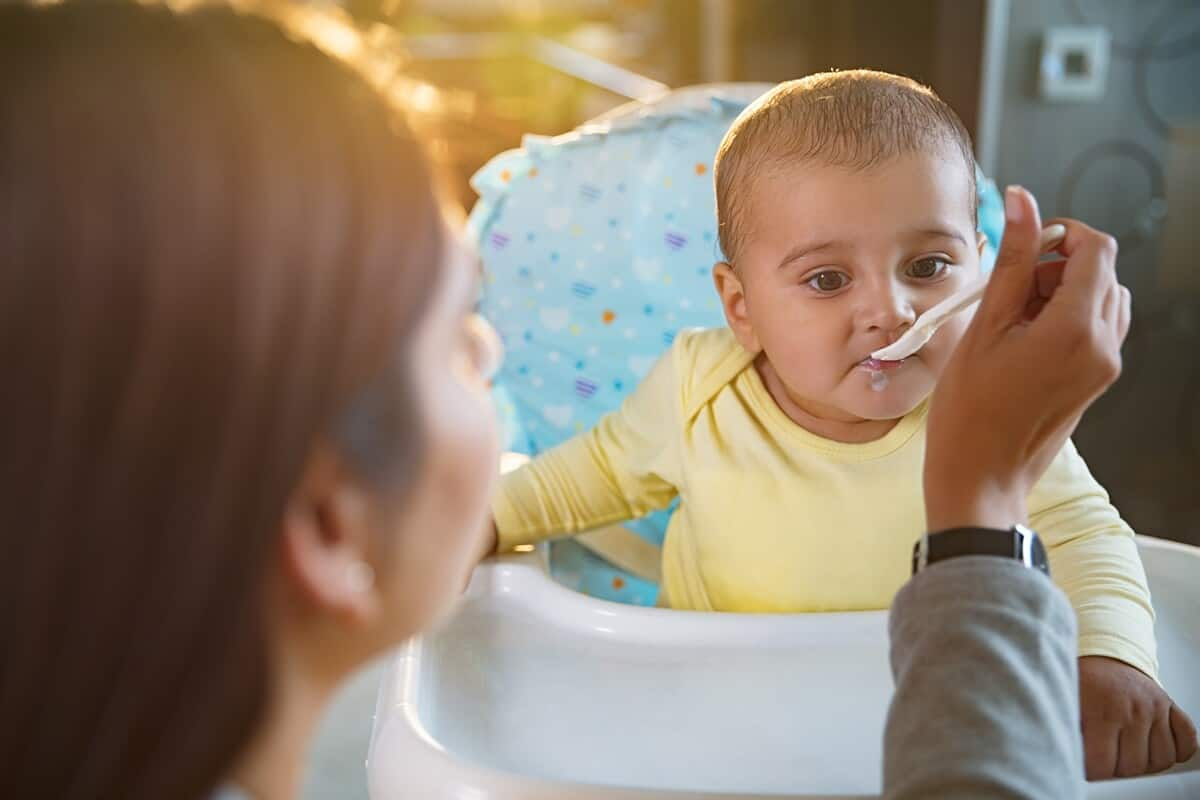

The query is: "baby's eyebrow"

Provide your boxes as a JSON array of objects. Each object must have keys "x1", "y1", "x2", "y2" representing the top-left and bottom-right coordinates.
[
  {"x1": 911, "y1": 227, "x2": 969, "y2": 246},
  {"x1": 776, "y1": 239, "x2": 847, "y2": 270}
]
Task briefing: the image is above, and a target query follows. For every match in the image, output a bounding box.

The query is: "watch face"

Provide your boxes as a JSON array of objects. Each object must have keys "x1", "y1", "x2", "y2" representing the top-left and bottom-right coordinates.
[{"x1": 1014, "y1": 524, "x2": 1051, "y2": 574}]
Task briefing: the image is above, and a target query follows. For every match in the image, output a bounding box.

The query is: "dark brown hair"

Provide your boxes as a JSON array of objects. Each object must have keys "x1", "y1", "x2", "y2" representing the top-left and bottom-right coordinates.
[
  {"x1": 0, "y1": 3, "x2": 442, "y2": 798},
  {"x1": 715, "y1": 69, "x2": 978, "y2": 262}
]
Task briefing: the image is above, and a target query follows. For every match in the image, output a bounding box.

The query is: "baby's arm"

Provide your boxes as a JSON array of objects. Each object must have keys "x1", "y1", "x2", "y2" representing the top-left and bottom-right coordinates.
[
  {"x1": 490, "y1": 345, "x2": 682, "y2": 553},
  {"x1": 1029, "y1": 444, "x2": 1155, "y2": 679},
  {"x1": 1030, "y1": 440, "x2": 1197, "y2": 778}
]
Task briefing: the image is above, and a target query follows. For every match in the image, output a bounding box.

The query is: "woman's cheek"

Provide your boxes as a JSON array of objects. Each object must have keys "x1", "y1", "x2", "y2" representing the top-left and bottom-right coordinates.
[{"x1": 435, "y1": 375, "x2": 497, "y2": 509}]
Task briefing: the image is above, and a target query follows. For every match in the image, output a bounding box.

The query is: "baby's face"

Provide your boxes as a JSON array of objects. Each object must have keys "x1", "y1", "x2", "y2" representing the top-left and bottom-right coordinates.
[{"x1": 728, "y1": 150, "x2": 983, "y2": 424}]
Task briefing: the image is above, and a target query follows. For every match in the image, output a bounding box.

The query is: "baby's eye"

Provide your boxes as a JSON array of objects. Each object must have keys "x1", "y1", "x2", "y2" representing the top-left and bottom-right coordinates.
[
  {"x1": 806, "y1": 271, "x2": 850, "y2": 293},
  {"x1": 906, "y1": 257, "x2": 950, "y2": 280}
]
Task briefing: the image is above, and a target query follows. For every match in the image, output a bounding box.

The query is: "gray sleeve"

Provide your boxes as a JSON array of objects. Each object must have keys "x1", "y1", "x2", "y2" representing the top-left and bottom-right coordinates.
[{"x1": 883, "y1": 557, "x2": 1085, "y2": 800}]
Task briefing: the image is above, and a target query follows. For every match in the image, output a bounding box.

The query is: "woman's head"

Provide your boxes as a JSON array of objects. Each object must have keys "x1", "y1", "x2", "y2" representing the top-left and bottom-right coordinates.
[{"x1": 0, "y1": 3, "x2": 497, "y2": 797}]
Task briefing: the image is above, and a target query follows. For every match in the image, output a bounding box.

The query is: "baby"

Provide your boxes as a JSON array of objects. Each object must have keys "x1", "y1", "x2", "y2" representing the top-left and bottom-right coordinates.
[{"x1": 489, "y1": 71, "x2": 1195, "y2": 778}]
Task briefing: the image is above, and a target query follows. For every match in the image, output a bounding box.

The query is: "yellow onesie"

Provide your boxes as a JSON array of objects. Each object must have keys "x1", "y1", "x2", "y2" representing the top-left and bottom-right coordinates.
[{"x1": 492, "y1": 327, "x2": 1158, "y2": 679}]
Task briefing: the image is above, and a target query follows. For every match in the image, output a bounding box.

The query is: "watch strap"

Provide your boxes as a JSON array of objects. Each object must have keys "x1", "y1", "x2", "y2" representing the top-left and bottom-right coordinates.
[{"x1": 913, "y1": 524, "x2": 1049, "y2": 576}]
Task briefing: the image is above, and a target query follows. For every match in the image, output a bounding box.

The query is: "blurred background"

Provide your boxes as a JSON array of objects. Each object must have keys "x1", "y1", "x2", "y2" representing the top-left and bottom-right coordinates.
[
  {"x1": 337, "y1": 0, "x2": 1199, "y2": 547},
  {"x1": 287, "y1": 1, "x2": 1198, "y2": 797}
]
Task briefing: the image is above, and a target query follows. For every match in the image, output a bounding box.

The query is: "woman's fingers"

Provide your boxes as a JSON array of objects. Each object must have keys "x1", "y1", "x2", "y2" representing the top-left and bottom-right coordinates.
[
  {"x1": 1043, "y1": 216, "x2": 1110, "y2": 257},
  {"x1": 1035, "y1": 259, "x2": 1067, "y2": 301},
  {"x1": 1102, "y1": 281, "x2": 1119, "y2": 324},
  {"x1": 1025, "y1": 223, "x2": 1123, "y2": 399},
  {"x1": 1027, "y1": 259, "x2": 1066, "y2": 319},
  {"x1": 1041, "y1": 222, "x2": 1119, "y2": 319},
  {"x1": 1116, "y1": 285, "x2": 1132, "y2": 344},
  {"x1": 978, "y1": 186, "x2": 1044, "y2": 327}
]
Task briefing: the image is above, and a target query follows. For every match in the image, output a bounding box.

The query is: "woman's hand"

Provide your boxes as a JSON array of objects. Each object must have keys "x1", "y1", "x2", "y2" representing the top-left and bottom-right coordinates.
[{"x1": 924, "y1": 186, "x2": 1131, "y2": 532}]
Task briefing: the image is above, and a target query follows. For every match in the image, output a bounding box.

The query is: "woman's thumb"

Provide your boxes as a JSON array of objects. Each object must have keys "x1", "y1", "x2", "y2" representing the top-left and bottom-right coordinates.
[{"x1": 977, "y1": 186, "x2": 1044, "y2": 325}]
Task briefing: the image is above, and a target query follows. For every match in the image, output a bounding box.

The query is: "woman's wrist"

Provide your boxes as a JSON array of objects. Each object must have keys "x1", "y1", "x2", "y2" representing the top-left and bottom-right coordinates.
[{"x1": 925, "y1": 473, "x2": 1028, "y2": 533}]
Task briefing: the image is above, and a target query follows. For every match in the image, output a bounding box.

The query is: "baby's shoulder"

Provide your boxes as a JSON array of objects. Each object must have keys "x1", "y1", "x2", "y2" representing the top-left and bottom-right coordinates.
[{"x1": 671, "y1": 327, "x2": 755, "y2": 416}]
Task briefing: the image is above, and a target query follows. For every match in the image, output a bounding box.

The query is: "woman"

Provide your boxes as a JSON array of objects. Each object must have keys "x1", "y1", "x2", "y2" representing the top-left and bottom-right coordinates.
[
  {"x1": 1, "y1": 3, "x2": 1177, "y2": 800},
  {"x1": 0, "y1": 4, "x2": 498, "y2": 798}
]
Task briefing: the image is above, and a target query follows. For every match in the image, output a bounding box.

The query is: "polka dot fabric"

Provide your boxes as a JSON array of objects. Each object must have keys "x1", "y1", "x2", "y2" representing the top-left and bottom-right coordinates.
[
  {"x1": 470, "y1": 85, "x2": 1005, "y2": 605},
  {"x1": 472, "y1": 107, "x2": 736, "y2": 457}
]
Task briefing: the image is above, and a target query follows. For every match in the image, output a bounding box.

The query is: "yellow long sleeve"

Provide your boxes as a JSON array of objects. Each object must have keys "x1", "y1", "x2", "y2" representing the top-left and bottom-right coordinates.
[
  {"x1": 491, "y1": 344, "x2": 682, "y2": 551},
  {"x1": 1031, "y1": 442, "x2": 1158, "y2": 680},
  {"x1": 491, "y1": 327, "x2": 1158, "y2": 677}
]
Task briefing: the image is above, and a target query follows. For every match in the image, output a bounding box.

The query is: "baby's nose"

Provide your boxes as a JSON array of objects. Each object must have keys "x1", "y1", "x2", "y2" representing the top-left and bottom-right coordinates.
[{"x1": 860, "y1": 283, "x2": 918, "y2": 333}]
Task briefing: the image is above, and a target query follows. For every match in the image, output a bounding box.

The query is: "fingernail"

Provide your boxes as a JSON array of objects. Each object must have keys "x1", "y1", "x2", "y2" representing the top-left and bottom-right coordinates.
[{"x1": 1005, "y1": 186, "x2": 1023, "y2": 223}]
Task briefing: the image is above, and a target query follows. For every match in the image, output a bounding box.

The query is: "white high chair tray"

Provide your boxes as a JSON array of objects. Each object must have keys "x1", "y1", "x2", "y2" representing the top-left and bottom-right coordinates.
[{"x1": 367, "y1": 536, "x2": 1200, "y2": 799}]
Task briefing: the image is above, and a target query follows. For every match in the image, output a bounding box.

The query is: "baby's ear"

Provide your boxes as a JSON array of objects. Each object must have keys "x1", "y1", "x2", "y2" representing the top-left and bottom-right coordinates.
[{"x1": 712, "y1": 262, "x2": 761, "y2": 353}]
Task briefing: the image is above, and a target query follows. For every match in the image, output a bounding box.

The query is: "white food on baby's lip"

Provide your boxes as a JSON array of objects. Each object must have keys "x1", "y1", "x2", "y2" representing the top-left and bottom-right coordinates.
[{"x1": 869, "y1": 370, "x2": 889, "y2": 392}]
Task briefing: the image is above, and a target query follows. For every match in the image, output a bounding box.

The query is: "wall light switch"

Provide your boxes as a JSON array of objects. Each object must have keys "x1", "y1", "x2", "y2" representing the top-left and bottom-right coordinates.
[{"x1": 1039, "y1": 26, "x2": 1110, "y2": 102}]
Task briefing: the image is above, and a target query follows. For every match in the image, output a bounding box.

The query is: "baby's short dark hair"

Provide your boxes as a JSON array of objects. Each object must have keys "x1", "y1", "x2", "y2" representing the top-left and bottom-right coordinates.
[{"x1": 715, "y1": 70, "x2": 977, "y2": 262}]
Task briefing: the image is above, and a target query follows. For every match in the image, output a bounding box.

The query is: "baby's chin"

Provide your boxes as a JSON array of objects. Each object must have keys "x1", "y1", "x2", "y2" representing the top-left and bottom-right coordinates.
[{"x1": 841, "y1": 369, "x2": 934, "y2": 421}]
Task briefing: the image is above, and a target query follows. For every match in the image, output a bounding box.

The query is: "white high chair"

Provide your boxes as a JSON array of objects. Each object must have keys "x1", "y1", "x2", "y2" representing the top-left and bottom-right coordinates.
[{"x1": 367, "y1": 537, "x2": 1200, "y2": 798}]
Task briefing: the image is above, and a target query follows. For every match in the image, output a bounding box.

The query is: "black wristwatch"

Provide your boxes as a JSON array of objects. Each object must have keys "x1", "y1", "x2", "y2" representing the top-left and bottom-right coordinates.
[{"x1": 912, "y1": 524, "x2": 1050, "y2": 576}]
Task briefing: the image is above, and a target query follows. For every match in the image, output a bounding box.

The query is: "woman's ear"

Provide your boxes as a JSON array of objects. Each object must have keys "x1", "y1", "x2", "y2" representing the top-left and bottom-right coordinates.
[
  {"x1": 279, "y1": 445, "x2": 380, "y2": 627},
  {"x1": 713, "y1": 262, "x2": 761, "y2": 353}
]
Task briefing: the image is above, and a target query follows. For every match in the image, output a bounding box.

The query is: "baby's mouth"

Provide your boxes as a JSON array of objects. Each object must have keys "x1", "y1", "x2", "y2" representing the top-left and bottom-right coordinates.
[{"x1": 859, "y1": 356, "x2": 906, "y2": 371}]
